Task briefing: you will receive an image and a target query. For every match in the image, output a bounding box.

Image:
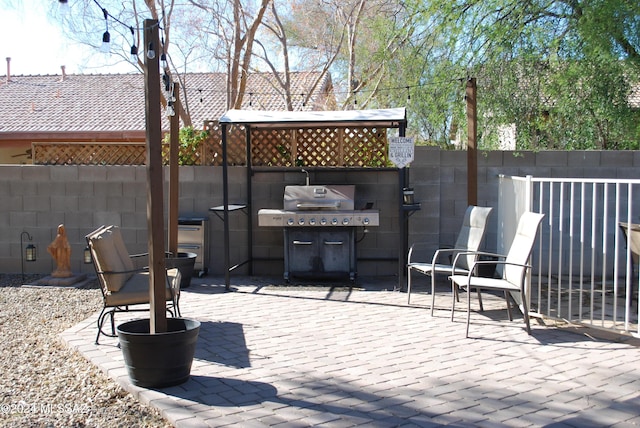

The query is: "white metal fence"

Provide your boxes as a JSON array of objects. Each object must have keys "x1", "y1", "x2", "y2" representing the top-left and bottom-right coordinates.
[{"x1": 499, "y1": 175, "x2": 640, "y2": 337}]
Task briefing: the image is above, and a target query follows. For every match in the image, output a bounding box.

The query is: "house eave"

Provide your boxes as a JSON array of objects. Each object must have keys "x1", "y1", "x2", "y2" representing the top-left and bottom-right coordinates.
[{"x1": 0, "y1": 131, "x2": 147, "y2": 143}]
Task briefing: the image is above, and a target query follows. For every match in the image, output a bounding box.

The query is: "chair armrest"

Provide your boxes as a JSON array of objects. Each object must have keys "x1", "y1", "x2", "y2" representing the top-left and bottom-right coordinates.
[
  {"x1": 431, "y1": 247, "x2": 478, "y2": 265},
  {"x1": 471, "y1": 259, "x2": 531, "y2": 272},
  {"x1": 464, "y1": 260, "x2": 532, "y2": 285},
  {"x1": 95, "y1": 266, "x2": 149, "y2": 276},
  {"x1": 408, "y1": 242, "x2": 434, "y2": 264},
  {"x1": 451, "y1": 251, "x2": 506, "y2": 275}
]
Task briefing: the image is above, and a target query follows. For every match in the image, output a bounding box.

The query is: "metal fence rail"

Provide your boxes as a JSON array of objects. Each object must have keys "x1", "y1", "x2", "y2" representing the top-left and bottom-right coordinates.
[{"x1": 499, "y1": 175, "x2": 640, "y2": 337}]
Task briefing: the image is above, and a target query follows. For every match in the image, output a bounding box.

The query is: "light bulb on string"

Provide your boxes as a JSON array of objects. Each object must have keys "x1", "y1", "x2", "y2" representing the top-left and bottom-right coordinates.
[
  {"x1": 100, "y1": 31, "x2": 111, "y2": 53},
  {"x1": 58, "y1": 0, "x2": 70, "y2": 16},
  {"x1": 146, "y1": 42, "x2": 156, "y2": 60},
  {"x1": 130, "y1": 45, "x2": 138, "y2": 62},
  {"x1": 161, "y1": 52, "x2": 167, "y2": 70},
  {"x1": 166, "y1": 101, "x2": 175, "y2": 117},
  {"x1": 129, "y1": 26, "x2": 138, "y2": 62},
  {"x1": 160, "y1": 35, "x2": 168, "y2": 70},
  {"x1": 100, "y1": 8, "x2": 110, "y2": 53}
]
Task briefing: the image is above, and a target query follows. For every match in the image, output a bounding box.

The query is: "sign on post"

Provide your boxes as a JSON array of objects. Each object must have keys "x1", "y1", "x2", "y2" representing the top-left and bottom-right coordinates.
[{"x1": 388, "y1": 137, "x2": 415, "y2": 168}]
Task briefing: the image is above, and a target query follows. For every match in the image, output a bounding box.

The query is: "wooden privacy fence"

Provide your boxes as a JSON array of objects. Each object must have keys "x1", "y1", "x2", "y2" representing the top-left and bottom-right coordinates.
[{"x1": 33, "y1": 122, "x2": 390, "y2": 167}]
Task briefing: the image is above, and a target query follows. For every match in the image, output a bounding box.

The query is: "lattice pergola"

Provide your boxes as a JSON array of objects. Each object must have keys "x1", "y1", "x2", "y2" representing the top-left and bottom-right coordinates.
[{"x1": 216, "y1": 108, "x2": 408, "y2": 289}]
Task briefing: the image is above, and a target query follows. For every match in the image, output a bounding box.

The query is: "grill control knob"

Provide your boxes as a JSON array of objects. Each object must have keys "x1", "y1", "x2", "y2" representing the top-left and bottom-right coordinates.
[
  {"x1": 331, "y1": 218, "x2": 338, "y2": 225},
  {"x1": 342, "y1": 218, "x2": 350, "y2": 225},
  {"x1": 320, "y1": 218, "x2": 327, "y2": 225},
  {"x1": 363, "y1": 217, "x2": 370, "y2": 225},
  {"x1": 298, "y1": 218, "x2": 305, "y2": 225},
  {"x1": 287, "y1": 218, "x2": 294, "y2": 226},
  {"x1": 309, "y1": 218, "x2": 316, "y2": 226}
]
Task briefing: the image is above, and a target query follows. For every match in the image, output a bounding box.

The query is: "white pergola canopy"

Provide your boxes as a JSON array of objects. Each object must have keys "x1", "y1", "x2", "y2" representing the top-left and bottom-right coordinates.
[{"x1": 218, "y1": 107, "x2": 407, "y2": 129}]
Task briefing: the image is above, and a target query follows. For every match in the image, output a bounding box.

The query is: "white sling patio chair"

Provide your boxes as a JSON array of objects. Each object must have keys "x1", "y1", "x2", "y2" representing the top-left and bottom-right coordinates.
[
  {"x1": 86, "y1": 225, "x2": 181, "y2": 344},
  {"x1": 407, "y1": 205, "x2": 493, "y2": 315},
  {"x1": 449, "y1": 211, "x2": 545, "y2": 337}
]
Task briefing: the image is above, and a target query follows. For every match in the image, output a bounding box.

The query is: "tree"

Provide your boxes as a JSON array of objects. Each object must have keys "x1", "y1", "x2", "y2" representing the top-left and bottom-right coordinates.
[
  {"x1": 418, "y1": 0, "x2": 640, "y2": 149},
  {"x1": 59, "y1": 0, "x2": 273, "y2": 120}
]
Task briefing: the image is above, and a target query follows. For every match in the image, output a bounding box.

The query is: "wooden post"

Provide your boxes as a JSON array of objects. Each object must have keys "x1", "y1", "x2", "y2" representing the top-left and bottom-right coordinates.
[
  {"x1": 168, "y1": 83, "x2": 180, "y2": 256},
  {"x1": 144, "y1": 19, "x2": 167, "y2": 334},
  {"x1": 466, "y1": 77, "x2": 478, "y2": 206}
]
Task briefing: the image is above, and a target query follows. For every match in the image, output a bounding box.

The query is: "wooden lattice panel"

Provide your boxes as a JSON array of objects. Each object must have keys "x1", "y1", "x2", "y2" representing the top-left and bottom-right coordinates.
[
  {"x1": 342, "y1": 127, "x2": 389, "y2": 167},
  {"x1": 33, "y1": 142, "x2": 146, "y2": 165},
  {"x1": 250, "y1": 129, "x2": 295, "y2": 166},
  {"x1": 203, "y1": 121, "x2": 247, "y2": 166},
  {"x1": 162, "y1": 141, "x2": 202, "y2": 166},
  {"x1": 31, "y1": 126, "x2": 391, "y2": 167},
  {"x1": 295, "y1": 127, "x2": 342, "y2": 167}
]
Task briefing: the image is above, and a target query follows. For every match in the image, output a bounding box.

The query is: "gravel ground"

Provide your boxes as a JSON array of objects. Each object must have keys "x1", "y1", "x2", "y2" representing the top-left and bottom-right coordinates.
[{"x1": 0, "y1": 274, "x2": 172, "y2": 428}]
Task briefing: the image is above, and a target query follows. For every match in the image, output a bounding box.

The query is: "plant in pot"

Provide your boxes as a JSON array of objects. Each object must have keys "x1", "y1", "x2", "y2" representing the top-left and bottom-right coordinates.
[{"x1": 116, "y1": 20, "x2": 199, "y2": 389}]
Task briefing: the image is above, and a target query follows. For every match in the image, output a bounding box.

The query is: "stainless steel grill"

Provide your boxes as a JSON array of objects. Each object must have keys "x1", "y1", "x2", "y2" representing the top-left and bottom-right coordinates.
[{"x1": 258, "y1": 185, "x2": 379, "y2": 281}]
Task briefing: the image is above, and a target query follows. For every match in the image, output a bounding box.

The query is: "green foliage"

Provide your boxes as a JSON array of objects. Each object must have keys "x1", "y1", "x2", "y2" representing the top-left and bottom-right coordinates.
[
  {"x1": 163, "y1": 127, "x2": 210, "y2": 165},
  {"x1": 404, "y1": 0, "x2": 640, "y2": 150}
]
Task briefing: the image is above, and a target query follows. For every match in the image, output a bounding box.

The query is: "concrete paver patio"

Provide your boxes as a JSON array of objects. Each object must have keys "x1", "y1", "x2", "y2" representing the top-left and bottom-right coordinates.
[{"x1": 62, "y1": 276, "x2": 640, "y2": 427}]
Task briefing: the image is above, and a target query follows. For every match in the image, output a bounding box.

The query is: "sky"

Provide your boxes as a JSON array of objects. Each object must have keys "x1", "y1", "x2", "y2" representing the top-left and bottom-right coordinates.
[{"x1": 0, "y1": 1, "x2": 135, "y2": 76}]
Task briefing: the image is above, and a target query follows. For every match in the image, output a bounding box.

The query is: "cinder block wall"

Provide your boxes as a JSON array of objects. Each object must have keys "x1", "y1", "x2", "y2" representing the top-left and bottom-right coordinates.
[{"x1": 2, "y1": 149, "x2": 639, "y2": 277}]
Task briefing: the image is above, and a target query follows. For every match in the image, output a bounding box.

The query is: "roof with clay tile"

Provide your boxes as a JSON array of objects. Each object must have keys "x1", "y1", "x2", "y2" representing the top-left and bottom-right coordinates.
[{"x1": 0, "y1": 71, "x2": 334, "y2": 136}]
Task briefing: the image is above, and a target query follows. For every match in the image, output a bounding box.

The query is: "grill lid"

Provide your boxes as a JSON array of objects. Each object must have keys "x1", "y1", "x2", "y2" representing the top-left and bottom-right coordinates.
[{"x1": 284, "y1": 185, "x2": 355, "y2": 211}]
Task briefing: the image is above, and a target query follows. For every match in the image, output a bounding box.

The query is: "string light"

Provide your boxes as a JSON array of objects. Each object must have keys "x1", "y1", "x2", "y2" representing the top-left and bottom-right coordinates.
[
  {"x1": 146, "y1": 42, "x2": 156, "y2": 60},
  {"x1": 129, "y1": 26, "x2": 138, "y2": 62},
  {"x1": 160, "y1": 36, "x2": 168, "y2": 70},
  {"x1": 100, "y1": 8, "x2": 110, "y2": 53},
  {"x1": 166, "y1": 100, "x2": 175, "y2": 117},
  {"x1": 82, "y1": 0, "x2": 463, "y2": 112},
  {"x1": 58, "y1": 0, "x2": 70, "y2": 16},
  {"x1": 166, "y1": 82, "x2": 176, "y2": 116}
]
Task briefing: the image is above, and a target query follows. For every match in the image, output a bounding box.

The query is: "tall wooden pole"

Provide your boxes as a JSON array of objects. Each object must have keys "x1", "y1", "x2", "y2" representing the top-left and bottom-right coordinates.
[
  {"x1": 466, "y1": 77, "x2": 478, "y2": 206},
  {"x1": 144, "y1": 19, "x2": 167, "y2": 334},
  {"x1": 168, "y1": 83, "x2": 180, "y2": 256}
]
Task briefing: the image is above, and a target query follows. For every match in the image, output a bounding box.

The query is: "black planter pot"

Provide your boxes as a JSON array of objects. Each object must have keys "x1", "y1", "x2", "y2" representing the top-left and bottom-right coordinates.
[
  {"x1": 165, "y1": 252, "x2": 197, "y2": 288},
  {"x1": 117, "y1": 318, "x2": 200, "y2": 388}
]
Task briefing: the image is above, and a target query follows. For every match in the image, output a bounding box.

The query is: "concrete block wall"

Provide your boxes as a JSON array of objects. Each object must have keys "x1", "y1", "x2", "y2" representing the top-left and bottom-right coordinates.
[
  {"x1": 1, "y1": 165, "x2": 149, "y2": 276},
  {"x1": 2, "y1": 149, "x2": 639, "y2": 278}
]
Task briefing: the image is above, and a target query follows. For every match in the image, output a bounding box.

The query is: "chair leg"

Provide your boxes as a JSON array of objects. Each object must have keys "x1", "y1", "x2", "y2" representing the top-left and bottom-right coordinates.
[
  {"x1": 477, "y1": 289, "x2": 484, "y2": 312},
  {"x1": 95, "y1": 308, "x2": 106, "y2": 345},
  {"x1": 430, "y1": 273, "x2": 436, "y2": 316},
  {"x1": 522, "y1": 292, "x2": 531, "y2": 334},
  {"x1": 504, "y1": 291, "x2": 513, "y2": 321},
  {"x1": 466, "y1": 284, "x2": 472, "y2": 338},
  {"x1": 109, "y1": 311, "x2": 115, "y2": 335},
  {"x1": 407, "y1": 267, "x2": 412, "y2": 305},
  {"x1": 95, "y1": 307, "x2": 115, "y2": 345},
  {"x1": 451, "y1": 279, "x2": 457, "y2": 321}
]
